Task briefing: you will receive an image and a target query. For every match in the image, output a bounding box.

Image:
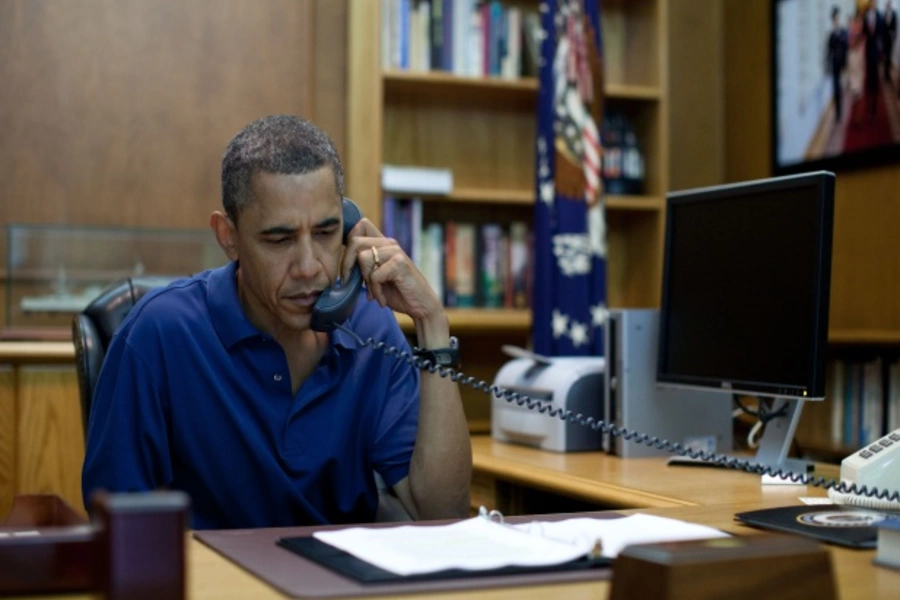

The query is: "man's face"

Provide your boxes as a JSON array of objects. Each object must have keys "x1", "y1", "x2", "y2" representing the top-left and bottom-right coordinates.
[{"x1": 229, "y1": 166, "x2": 343, "y2": 335}]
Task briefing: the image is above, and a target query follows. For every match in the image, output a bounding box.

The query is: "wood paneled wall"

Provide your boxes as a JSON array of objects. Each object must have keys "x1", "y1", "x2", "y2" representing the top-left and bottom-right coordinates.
[
  {"x1": 668, "y1": 0, "x2": 725, "y2": 191},
  {"x1": 0, "y1": 0, "x2": 348, "y2": 512},
  {"x1": 723, "y1": 1, "x2": 900, "y2": 339},
  {"x1": 0, "y1": 0, "x2": 347, "y2": 235}
]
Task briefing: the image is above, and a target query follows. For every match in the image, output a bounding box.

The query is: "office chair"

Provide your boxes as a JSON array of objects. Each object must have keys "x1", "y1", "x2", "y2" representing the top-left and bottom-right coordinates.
[
  {"x1": 71, "y1": 278, "x2": 411, "y2": 522},
  {"x1": 71, "y1": 277, "x2": 159, "y2": 438}
]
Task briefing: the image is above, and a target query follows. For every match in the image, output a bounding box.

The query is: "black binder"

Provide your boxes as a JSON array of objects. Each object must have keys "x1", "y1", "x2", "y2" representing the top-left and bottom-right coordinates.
[{"x1": 277, "y1": 536, "x2": 611, "y2": 584}]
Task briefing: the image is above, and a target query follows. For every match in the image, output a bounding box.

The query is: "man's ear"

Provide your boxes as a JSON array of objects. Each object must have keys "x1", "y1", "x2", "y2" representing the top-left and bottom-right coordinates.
[{"x1": 210, "y1": 211, "x2": 239, "y2": 261}]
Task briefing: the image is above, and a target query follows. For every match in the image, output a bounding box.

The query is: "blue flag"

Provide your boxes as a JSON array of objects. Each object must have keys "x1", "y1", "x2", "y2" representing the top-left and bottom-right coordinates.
[{"x1": 533, "y1": 0, "x2": 607, "y2": 356}]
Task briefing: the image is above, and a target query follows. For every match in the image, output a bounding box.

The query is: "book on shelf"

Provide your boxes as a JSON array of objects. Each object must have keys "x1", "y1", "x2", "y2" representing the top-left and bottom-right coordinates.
[
  {"x1": 507, "y1": 220, "x2": 531, "y2": 309},
  {"x1": 453, "y1": 222, "x2": 476, "y2": 308},
  {"x1": 380, "y1": 0, "x2": 533, "y2": 79},
  {"x1": 477, "y1": 223, "x2": 504, "y2": 308},
  {"x1": 421, "y1": 222, "x2": 444, "y2": 301},
  {"x1": 381, "y1": 208, "x2": 533, "y2": 311},
  {"x1": 826, "y1": 355, "x2": 897, "y2": 449},
  {"x1": 381, "y1": 165, "x2": 453, "y2": 196},
  {"x1": 444, "y1": 221, "x2": 457, "y2": 307}
]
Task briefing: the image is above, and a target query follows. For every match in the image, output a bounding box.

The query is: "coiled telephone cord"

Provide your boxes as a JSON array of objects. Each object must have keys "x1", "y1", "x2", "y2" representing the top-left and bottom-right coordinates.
[{"x1": 340, "y1": 327, "x2": 900, "y2": 507}]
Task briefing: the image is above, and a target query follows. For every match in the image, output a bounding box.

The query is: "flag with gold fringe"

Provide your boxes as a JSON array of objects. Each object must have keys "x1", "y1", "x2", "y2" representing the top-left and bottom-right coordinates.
[{"x1": 533, "y1": 0, "x2": 607, "y2": 356}]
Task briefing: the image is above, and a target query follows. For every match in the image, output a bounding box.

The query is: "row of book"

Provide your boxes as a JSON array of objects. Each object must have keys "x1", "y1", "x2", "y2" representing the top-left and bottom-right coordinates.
[
  {"x1": 382, "y1": 196, "x2": 533, "y2": 309},
  {"x1": 380, "y1": 0, "x2": 541, "y2": 79},
  {"x1": 826, "y1": 357, "x2": 900, "y2": 448}
]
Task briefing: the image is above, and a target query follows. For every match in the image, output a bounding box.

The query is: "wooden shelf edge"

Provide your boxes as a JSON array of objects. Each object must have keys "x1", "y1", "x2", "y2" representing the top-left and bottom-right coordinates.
[
  {"x1": 383, "y1": 71, "x2": 662, "y2": 101},
  {"x1": 606, "y1": 195, "x2": 664, "y2": 211},
  {"x1": 387, "y1": 190, "x2": 663, "y2": 211},
  {"x1": 828, "y1": 330, "x2": 900, "y2": 345},
  {"x1": 447, "y1": 188, "x2": 533, "y2": 204},
  {"x1": 384, "y1": 70, "x2": 537, "y2": 91},
  {"x1": 395, "y1": 309, "x2": 531, "y2": 333},
  {"x1": 606, "y1": 83, "x2": 662, "y2": 100}
]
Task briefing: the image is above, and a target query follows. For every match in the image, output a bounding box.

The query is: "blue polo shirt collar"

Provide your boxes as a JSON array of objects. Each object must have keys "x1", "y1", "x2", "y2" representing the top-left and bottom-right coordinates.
[{"x1": 206, "y1": 261, "x2": 358, "y2": 351}]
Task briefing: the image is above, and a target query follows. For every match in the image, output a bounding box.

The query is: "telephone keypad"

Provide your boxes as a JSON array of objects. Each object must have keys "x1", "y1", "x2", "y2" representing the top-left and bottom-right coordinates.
[
  {"x1": 880, "y1": 439, "x2": 893, "y2": 447},
  {"x1": 890, "y1": 432, "x2": 900, "y2": 442},
  {"x1": 869, "y1": 444, "x2": 883, "y2": 453},
  {"x1": 860, "y1": 450, "x2": 873, "y2": 459}
]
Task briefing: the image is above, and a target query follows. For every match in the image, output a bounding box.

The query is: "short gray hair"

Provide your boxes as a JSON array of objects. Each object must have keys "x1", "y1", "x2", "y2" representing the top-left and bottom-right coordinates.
[{"x1": 221, "y1": 115, "x2": 344, "y2": 223}]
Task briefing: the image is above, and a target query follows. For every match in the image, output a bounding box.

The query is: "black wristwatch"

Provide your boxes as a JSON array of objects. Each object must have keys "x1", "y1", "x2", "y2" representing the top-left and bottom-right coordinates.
[{"x1": 413, "y1": 336, "x2": 461, "y2": 370}]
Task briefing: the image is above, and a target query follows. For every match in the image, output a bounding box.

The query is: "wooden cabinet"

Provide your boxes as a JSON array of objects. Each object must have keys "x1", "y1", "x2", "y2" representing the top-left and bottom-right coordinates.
[
  {"x1": 346, "y1": 0, "x2": 668, "y2": 431},
  {"x1": 0, "y1": 343, "x2": 83, "y2": 519}
]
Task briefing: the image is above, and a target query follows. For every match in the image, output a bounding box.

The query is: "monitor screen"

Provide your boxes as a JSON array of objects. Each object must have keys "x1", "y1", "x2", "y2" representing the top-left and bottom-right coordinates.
[
  {"x1": 772, "y1": 0, "x2": 900, "y2": 174},
  {"x1": 656, "y1": 172, "x2": 835, "y2": 400}
]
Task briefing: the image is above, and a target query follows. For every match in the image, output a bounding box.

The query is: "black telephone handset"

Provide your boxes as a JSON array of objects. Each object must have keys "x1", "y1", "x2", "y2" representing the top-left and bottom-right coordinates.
[{"x1": 311, "y1": 198, "x2": 363, "y2": 332}]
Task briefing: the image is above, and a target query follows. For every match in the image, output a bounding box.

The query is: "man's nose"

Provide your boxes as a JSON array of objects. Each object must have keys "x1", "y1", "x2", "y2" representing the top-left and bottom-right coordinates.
[{"x1": 289, "y1": 238, "x2": 320, "y2": 278}]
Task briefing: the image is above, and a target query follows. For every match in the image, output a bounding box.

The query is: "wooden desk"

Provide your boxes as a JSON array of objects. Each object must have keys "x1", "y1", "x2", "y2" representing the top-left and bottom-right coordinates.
[
  {"x1": 470, "y1": 435, "x2": 836, "y2": 515},
  {"x1": 16, "y1": 500, "x2": 897, "y2": 600}
]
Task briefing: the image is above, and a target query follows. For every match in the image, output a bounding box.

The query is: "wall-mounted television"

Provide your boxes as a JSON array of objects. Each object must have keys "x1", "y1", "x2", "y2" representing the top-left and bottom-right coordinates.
[{"x1": 772, "y1": 0, "x2": 900, "y2": 174}]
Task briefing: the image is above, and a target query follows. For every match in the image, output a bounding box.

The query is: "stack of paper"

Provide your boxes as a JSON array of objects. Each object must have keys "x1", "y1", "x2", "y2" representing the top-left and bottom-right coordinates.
[{"x1": 313, "y1": 513, "x2": 728, "y2": 576}]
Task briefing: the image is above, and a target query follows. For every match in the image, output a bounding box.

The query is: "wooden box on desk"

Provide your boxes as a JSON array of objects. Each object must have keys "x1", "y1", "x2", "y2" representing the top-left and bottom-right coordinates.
[
  {"x1": 0, "y1": 494, "x2": 94, "y2": 594},
  {"x1": 609, "y1": 534, "x2": 836, "y2": 600}
]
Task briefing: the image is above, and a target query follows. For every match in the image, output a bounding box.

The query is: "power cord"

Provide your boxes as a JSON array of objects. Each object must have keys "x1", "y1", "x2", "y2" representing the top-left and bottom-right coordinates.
[{"x1": 338, "y1": 324, "x2": 900, "y2": 507}]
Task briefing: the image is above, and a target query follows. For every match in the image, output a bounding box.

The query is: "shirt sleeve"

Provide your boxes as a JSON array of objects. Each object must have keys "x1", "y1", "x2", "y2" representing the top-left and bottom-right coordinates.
[{"x1": 81, "y1": 328, "x2": 173, "y2": 511}]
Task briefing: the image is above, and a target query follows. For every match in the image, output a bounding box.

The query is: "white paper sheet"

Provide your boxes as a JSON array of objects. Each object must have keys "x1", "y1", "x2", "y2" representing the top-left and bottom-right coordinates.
[
  {"x1": 314, "y1": 517, "x2": 592, "y2": 576},
  {"x1": 512, "y1": 514, "x2": 730, "y2": 558},
  {"x1": 313, "y1": 513, "x2": 729, "y2": 576}
]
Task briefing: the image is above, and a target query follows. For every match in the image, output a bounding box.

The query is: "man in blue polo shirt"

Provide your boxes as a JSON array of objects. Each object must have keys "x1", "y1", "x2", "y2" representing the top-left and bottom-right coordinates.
[{"x1": 81, "y1": 115, "x2": 472, "y2": 529}]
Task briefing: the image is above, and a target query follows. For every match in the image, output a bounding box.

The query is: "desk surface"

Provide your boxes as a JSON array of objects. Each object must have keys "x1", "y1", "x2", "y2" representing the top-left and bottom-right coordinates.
[
  {"x1": 18, "y1": 500, "x2": 897, "y2": 600},
  {"x1": 14, "y1": 440, "x2": 894, "y2": 600},
  {"x1": 471, "y1": 435, "x2": 838, "y2": 509}
]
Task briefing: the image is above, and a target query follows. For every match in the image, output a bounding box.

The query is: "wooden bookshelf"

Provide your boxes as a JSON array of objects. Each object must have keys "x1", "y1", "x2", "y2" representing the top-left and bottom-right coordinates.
[{"x1": 347, "y1": 0, "x2": 668, "y2": 429}]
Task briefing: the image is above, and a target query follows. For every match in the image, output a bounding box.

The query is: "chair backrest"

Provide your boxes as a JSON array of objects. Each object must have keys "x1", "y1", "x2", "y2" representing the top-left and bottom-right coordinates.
[{"x1": 71, "y1": 278, "x2": 159, "y2": 436}]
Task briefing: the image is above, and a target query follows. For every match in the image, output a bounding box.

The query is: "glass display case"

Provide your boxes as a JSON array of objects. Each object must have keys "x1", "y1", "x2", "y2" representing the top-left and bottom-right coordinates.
[{"x1": 3, "y1": 224, "x2": 228, "y2": 332}]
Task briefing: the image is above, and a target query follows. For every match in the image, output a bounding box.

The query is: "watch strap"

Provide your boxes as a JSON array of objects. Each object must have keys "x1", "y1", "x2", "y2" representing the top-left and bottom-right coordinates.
[{"x1": 413, "y1": 336, "x2": 460, "y2": 369}]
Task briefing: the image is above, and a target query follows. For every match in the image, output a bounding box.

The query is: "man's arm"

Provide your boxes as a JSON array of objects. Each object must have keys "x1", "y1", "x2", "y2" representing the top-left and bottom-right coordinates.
[
  {"x1": 342, "y1": 217, "x2": 472, "y2": 520},
  {"x1": 392, "y1": 313, "x2": 472, "y2": 520}
]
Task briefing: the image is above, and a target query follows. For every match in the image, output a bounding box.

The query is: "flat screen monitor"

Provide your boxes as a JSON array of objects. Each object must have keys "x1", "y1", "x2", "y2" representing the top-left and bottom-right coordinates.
[
  {"x1": 772, "y1": 0, "x2": 900, "y2": 174},
  {"x1": 656, "y1": 172, "x2": 835, "y2": 470}
]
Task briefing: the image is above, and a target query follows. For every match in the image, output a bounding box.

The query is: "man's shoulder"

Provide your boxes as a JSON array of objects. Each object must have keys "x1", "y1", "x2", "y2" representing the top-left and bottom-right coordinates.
[{"x1": 119, "y1": 273, "x2": 215, "y2": 341}]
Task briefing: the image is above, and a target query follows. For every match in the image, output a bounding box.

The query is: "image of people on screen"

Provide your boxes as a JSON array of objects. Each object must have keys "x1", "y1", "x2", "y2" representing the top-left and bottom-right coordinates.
[{"x1": 775, "y1": 0, "x2": 900, "y2": 169}]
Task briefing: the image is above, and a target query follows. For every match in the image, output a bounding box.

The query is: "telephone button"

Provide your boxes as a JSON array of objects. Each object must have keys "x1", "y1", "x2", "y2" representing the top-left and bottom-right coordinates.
[
  {"x1": 890, "y1": 432, "x2": 900, "y2": 442},
  {"x1": 879, "y1": 438, "x2": 893, "y2": 447},
  {"x1": 859, "y1": 450, "x2": 873, "y2": 459},
  {"x1": 869, "y1": 444, "x2": 883, "y2": 453}
]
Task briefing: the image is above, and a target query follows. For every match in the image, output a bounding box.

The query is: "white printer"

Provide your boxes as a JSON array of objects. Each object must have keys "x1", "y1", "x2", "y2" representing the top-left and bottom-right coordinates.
[{"x1": 491, "y1": 356, "x2": 605, "y2": 452}]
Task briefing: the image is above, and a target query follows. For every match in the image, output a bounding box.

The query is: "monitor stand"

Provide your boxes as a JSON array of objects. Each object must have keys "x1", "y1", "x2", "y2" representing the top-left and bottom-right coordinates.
[
  {"x1": 753, "y1": 398, "x2": 813, "y2": 474},
  {"x1": 668, "y1": 398, "x2": 813, "y2": 475}
]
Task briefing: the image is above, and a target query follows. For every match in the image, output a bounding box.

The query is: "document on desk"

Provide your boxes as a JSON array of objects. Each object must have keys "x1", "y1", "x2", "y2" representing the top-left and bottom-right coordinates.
[{"x1": 312, "y1": 514, "x2": 728, "y2": 576}]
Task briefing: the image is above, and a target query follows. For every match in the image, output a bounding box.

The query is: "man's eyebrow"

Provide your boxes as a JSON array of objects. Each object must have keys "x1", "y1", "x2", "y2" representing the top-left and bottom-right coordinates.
[
  {"x1": 259, "y1": 225, "x2": 297, "y2": 236},
  {"x1": 258, "y1": 217, "x2": 340, "y2": 236},
  {"x1": 316, "y1": 217, "x2": 341, "y2": 229}
]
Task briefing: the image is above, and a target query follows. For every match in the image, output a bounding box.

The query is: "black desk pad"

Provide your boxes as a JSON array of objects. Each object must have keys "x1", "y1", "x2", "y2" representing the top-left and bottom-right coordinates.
[
  {"x1": 277, "y1": 535, "x2": 611, "y2": 584},
  {"x1": 194, "y1": 513, "x2": 619, "y2": 598},
  {"x1": 734, "y1": 504, "x2": 898, "y2": 549}
]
